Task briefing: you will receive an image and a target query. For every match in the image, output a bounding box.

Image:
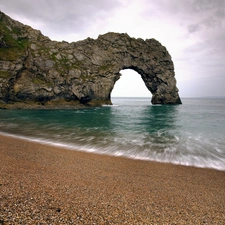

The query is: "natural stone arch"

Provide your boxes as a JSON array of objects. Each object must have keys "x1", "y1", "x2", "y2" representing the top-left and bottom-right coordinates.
[
  {"x1": 91, "y1": 32, "x2": 182, "y2": 105},
  {"x1": 0, "y1": 11, "x2": 181, "y2": 109}
]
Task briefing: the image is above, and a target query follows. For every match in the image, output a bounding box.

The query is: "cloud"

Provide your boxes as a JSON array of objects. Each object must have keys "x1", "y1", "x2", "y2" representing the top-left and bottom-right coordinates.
[
  {"x1": 150, "y1": 0, "x2": 225, "y2": 35},
  {"x1": 188, "y1": 24, "x2": 201, "y2": 33},
  {"x1": 0, "y1": 0, "x2": 225, "y2": 97},
  {"x1": 0, "y1": 0, "x2": 122, "y2": 40}
]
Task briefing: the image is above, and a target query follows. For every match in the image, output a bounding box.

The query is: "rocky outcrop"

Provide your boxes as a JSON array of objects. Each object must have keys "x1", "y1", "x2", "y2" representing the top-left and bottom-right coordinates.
[{"x1": 0, "y1": 11, "x2": 181, "y2": 109}]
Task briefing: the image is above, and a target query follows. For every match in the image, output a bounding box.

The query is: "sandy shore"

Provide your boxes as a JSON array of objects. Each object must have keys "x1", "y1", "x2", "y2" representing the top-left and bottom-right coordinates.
[{"x1": 0, "y1": 135, "x2": 225, "y2": 224}]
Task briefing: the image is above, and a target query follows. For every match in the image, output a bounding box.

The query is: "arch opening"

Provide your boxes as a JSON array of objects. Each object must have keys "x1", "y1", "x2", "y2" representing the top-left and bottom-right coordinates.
[{"x1": 111, "y1": 69, "x2": 152, "y2": 102}]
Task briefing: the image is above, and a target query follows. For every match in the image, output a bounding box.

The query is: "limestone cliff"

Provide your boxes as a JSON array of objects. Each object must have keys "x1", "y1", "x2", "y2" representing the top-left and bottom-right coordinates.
[{"x1": 0, "y1": 11, "x2": 181, "y2": 109}]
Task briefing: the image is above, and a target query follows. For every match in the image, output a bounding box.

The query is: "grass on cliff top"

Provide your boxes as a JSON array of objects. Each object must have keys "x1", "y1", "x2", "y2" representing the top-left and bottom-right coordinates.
[{"x1": 0, "y1": 16, "x2": 29, "y2": 60}]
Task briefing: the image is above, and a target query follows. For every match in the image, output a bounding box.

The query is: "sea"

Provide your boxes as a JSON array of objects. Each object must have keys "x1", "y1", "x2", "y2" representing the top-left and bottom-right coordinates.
[{"x1": 0, "y1": 97, "x2": 225, "y2": 171}]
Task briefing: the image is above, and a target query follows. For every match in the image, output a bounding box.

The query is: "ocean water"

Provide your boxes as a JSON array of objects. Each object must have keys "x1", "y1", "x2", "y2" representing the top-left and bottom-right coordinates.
[{"x1": 0, "y1": 97, "x2": 225, "y2": 171}]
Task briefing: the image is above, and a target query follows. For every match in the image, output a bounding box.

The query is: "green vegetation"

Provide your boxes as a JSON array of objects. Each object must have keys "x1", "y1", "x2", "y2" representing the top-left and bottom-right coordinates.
[
  {"x1": 32, "y1": 76, "x2": 52, "y2": 87},
  {"x1": 51, "y1": 52, "x2": 84, "y2": 74},
  {"x1": 0, "y1": 70, "x2": 10, "y2": 78},
  {"x1": 98, "y1": 64, "x2": 112, "y2": 73},
  {"x1": 32, "y1": 77, "x2": 46, "y2": 86},
  {"x1": 0, "y1": 38, "x2": 28, "y2": 61},
  {"x1": 0, "y1": 15, "x2": 29, "y2": 60},
  {"x1": 51, "y1": 52, "x2": 58, "y2": 61},
  {"x1": 71, "y1": 60, "x2": 84, "y2": 69},
  {"x1": 80, "y1": 75, "x2": 89, "y2": 82}
]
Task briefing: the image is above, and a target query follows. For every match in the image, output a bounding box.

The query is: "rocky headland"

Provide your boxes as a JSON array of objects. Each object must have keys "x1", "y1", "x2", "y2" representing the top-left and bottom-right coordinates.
[{"x1": 0, "y1": 11, "x2": 181, "y2": 109}]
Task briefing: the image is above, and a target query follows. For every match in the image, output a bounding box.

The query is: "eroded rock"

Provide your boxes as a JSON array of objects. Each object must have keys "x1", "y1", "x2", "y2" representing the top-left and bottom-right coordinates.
[{"x1": 0, "y1": 11, "x2": 181, "y2": 109}]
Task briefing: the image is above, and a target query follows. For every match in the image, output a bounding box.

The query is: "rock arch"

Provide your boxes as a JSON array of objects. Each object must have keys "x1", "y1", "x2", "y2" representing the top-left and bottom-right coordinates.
[
  {"x1": 0, "y1": 12, "x2": 181, "y2": 108},
  {"x1": 89, "y1": 32, "x2": 181, "y2": 105}
]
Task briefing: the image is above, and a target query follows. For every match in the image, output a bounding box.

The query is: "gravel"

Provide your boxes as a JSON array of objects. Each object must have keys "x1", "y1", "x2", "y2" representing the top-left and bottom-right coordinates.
[{"x1": 0, "y1": 135, "x2": 225, "y2": 224}]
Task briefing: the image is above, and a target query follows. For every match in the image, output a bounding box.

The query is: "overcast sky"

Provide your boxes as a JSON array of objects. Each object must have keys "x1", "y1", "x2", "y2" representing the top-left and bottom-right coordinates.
[{"x1": 1, "y1": 0, "x2": 225, "y2": 98}]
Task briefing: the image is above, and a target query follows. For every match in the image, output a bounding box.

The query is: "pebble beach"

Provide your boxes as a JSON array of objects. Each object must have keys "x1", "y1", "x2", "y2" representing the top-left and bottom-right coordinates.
[{"x1": 0, "y1": 135, "x2": 225, "y2": 224}]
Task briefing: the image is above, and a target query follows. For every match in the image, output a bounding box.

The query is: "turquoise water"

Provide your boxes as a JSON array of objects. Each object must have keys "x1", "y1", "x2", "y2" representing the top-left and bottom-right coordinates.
[{"x1": 0, "y1": 98, "x2": 225, "y2": 171}]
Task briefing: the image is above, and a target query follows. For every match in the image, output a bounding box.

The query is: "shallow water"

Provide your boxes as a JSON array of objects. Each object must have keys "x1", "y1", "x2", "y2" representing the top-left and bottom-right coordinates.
[{"x1": 0, "y1": 97, "x2": 225, "y2": 171}]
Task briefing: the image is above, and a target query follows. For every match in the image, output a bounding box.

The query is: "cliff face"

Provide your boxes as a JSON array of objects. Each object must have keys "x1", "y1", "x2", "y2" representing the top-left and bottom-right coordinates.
[{"x1": 0, "y1": 11, "x2": 181, "y2": 109}]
